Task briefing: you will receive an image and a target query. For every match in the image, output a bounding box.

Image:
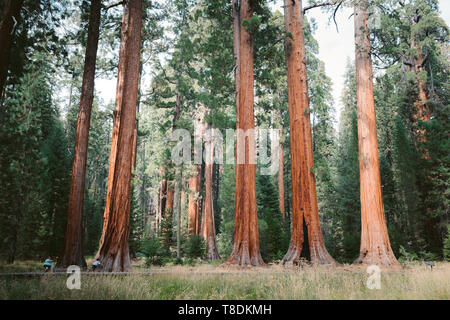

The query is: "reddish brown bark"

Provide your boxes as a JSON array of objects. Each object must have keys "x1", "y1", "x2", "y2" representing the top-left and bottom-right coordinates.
[
  {"x1": 204, "y1": 127, "x2": 220, "y2": 261},
  {"x1": 282, "y1": 0, "x2": 335, "y2": 265},
  {"x1": 60, "y1": 0, "x2": 101, "y2": 268},
  {"x1": 0, "y1": 0, "x2": 23, "y2": 99},
  {"x1": 232, "y1": 0, "x2": 241, "y2": 235},
  {"x1": 166, "y1": 182, "x2": 174, "y2": 215},
  {"x1": 187, "y1": 165, "x2": 201, "y2": 234},
  {"x1": 226, "y1": 0, "x2": 264, "y2": 266},
  {"x1": 409, "y1": 39, "x2": 430, "y2": 157},
  {"x1": 158, "y1": 170, "x2": 167, "y2": 230},
  {"x1": 200, "y1": 197, "x2": 207, "y2": 239},
  {"x1": 95, "y1": 0, "x2": 143, "y2": 272},
  {"x1": 353, "y1": 1, "x2": 399, "y2": 266},
  {"x1": 131, "y1": 63, "x2": 143, "y2": 171},
  {"x1": 278, "y1": 131, "x2": 285, "y2": 220}
]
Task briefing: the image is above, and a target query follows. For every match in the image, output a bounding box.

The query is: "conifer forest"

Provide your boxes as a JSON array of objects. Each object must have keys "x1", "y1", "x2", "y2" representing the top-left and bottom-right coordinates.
[{"x1": 0, "y1": 0, "x2": 449, "y2": 301}]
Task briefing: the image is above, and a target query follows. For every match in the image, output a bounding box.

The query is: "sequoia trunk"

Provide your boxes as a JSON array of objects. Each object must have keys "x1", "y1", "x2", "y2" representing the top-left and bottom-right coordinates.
[
  {"x1": 166, "y1": 182, "x2": 174, "y2": 215},
  {"x1": 226, "y1": 0, "x2": 264, "y2": 266},
  {"x1": 353, "y1": 0, "x2": 399, "y2": 266},
  {"x1": 204, "y1": 126, "x2": 220, "y2": 261},
  {"x1": 282, "y1": 0, "x2": 335, "y2": 265},
  {"x1": 95, "y1": 0, "x2": 143, "y2": 272},
  {"x1": 60, "y1": 0, "x2": 101, "y2": 268},
  {"x1": 187, "y1": 165, "x2": 201, "y2": 234}
]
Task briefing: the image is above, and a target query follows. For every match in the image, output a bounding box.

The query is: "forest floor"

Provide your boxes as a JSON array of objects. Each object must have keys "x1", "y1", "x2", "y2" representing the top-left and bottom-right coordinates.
[{"x1": 0, "y1": 260, "x2": 449, "y2": 300}]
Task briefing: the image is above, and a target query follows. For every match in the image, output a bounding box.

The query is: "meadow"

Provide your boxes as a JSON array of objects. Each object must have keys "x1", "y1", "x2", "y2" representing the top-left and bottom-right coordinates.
[{"x1": 0, "y1": 260, "x2": 449, "y2": 300}]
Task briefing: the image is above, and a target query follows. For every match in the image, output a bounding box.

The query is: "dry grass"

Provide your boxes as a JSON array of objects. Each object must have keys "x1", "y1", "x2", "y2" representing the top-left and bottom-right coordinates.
[{"x1": 0, "y1": 261, "x2": 449, "y2": 300}]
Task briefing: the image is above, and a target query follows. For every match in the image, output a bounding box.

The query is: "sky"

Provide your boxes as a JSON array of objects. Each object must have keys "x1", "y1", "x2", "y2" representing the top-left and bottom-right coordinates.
[{"x1": 95, "y1": 0, "x2": 450, "y2": 126}]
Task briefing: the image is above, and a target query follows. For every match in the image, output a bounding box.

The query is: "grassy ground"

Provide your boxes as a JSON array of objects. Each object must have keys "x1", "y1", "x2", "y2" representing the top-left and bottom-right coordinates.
[{"x1": 0, "y1": 260, "x2": 449, "y2": 300}]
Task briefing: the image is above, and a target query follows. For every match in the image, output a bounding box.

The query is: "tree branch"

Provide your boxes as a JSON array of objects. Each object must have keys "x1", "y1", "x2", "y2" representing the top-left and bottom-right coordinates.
[
  {"x1": 302, "y1": 0, "x2": 343, "y2": 33},
  {"x1": 303, "y1": 0, "x2": 343, "y2": 14},
  {"x1": 103, "y1": 1, "x2": 124, "y2": 11}
]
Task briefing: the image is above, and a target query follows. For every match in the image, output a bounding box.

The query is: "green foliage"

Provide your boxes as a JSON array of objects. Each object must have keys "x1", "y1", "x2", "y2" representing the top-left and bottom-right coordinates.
[
  {"x1": 444, "y1": 226, "x2": 450, "y2": 261},
  {"x1": 217, "y1": 164, "x2": 235, "y2": 258},
  {"x1": 0, "y1": 54, "x2": 71, "y2": 262},
  {"x1": 160, "y1": 209, "x2": 174, "y2": 257},
  {"x1": 242, "y1": 15, "x2": 262, "y2": 35},
  {"x1": 141, "y1": 237, "x2": 165, "y2": 266},
  {"x1": 256, "y1": 173, "x2": 289, "y2": 262},
  {"x1": 184, "y1": 235, "x2": 205, "y2": 261}
]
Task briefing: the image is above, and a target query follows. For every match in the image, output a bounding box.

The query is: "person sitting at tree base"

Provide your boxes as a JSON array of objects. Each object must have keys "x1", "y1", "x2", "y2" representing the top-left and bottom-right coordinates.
[
  {"x1": 43, "y1": 257, "x2": 53, "y2": 272},
  {"x1": 92, "y1": 258, "x2": 101, "y2": 271}
]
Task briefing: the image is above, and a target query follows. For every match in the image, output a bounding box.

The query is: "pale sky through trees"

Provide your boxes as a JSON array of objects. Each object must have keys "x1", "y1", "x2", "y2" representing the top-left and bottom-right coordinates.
[{"x1": 95, "y1": 0, "x2": 450, "y2": 129}]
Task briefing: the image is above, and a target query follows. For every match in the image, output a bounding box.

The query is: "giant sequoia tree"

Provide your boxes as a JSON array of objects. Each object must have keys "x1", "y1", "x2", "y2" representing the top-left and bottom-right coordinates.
[
  {"x1": 282, "y1": 0, "x2": 335, "y2": 265},
  {"x1": 60, "y1": 0, "x2": 102, "y2": 269},
  {"x1": 227, "y1": 0, "x2": 264, "y2": 266},
  {"x1": 353, "y1": 0, "x2": 398, "y2": 266},
  {"x1": 95, "y1": 0, "x2": 143, "y2": 272}
]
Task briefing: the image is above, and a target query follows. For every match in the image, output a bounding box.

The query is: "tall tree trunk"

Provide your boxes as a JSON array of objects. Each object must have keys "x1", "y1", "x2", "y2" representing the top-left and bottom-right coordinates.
[
  {"x1": 166, "y1": 182, "x2": 174, "y2": 215},
  {"x1": 131, "y1": 63, "x2": 143, "y2": 171},
  {"x1": 95, "y1": 0, "x2": 143, "y2": 272},
  {"x1": 204, "y1": 126, "x2": 220, "y2": 261},
  {"x1": 0, "y1": 0, "x2": 23, "y2": 100},
  {"x1": 175, "y1": 168, "x2": 182, "y2": 259},
  {"x1": 278, "y1": 140, "x2": 285, "y2": 220},
  {"x1": 353, "y1": 0, "x2": 398, "y2": 266},
  {"x1": 409, "y1": 38, "x2": 430, "y2": 158},
  {"x1": 282, "y1": 0, "x2": 335, "y2": 265},
  {"x1": 200, "y1": 197, "x2": 207, "y2": 239},
  {"x1": 226, "y1": 0, "x2": 263, "y2": 266},
  {"x1": 188, "y1": 106, "x2": 206, "y2": 234},
  {"x1": 187, "y1": 165, "x2": 201, "y2": 234},
  {"x1": 158, "y1": 167, "x2": 167, "y2": 231},
  {"x1": 277, "y1": 111, "x2": 286, "y2": 220},
  {"x1": 60, "y1": 0, "x2": 101, "y2": 269},
  {"x1": 232, "y1": 0, "x2": 241, "y2": 243}
]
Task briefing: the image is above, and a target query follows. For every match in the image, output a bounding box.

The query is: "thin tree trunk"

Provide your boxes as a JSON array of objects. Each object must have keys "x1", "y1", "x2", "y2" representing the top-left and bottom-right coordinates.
[
  {"x1": 131, "y1": 63, "x2": 143, "y2": 171},
  {"x1": 175, "y1": 168, "x2": 182, "y2": 259},
  {"x1": 227, "y1": 0, "x2": 264, "y2": 266},
  {"x1": 200, "y1": 197, "x2": 207, "y2": 239},
  {"x1": 282, "y1": 0, "x2": 335, "y2": 265},
  {"x1": 277, "y1": 111, "x2": 285, "y2": 220},
  {"x1": 60, "y1": 0, "x2": 101, "y2": 268},
  {"x1": 158, "y1": 167, "x2": 167, "y2": 231},
  {"x1": 95, "y1": 0, "x2": 143, "y2": 272},
  {"x1": 353, "y1": 0, "x2": 399, "y2": 266},
  {"x1": 0, "y1": 0, "x2": 23, "y2": 99},
  {"x1": 187, "y1": 165, "x2": 201, "y2": 234},
  {"x1": 166, "y1": 182, "x2": 174, "y2": 215},
  {"x1": 204, "y1": 126, "x2": 220, "y2": 261}
]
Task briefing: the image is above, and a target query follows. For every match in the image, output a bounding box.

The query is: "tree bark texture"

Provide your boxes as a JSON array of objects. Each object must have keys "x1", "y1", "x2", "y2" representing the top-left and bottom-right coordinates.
[
  {"x1": 282, "y1": 0, "x2": 336, "y2": 265},
  {"x1": 353, "y1": 0, "x2": 399, "y2": 266},
  {"x1": 204, "y1": 125, "x2": 220, "y2": 261},
  {"x1": 187, "y1": 165, "x2": 201, "y2": 235},
  {"x1": 95, "y1": 0, "x2": 143, "y2": 272},
  {"x1": 166, "y1": 181, "x2": 174, "y2": 216},
  {"x1": 226, "y1": 0, "x2": 264, "y2": 266}
]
